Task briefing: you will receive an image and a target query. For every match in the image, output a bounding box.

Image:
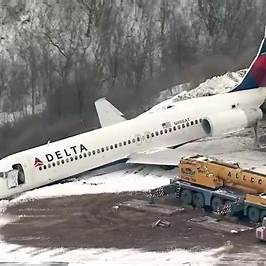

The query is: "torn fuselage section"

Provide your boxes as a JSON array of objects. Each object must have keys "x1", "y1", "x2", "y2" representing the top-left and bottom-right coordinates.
[{"x1": 0, "y1": 163, "x2": 25, "y2": 189}]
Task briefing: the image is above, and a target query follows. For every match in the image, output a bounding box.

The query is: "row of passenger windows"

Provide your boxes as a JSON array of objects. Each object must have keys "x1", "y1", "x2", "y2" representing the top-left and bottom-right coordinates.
[{"x1": 39, "y1": 118, "x2": 202, "y2": 171}]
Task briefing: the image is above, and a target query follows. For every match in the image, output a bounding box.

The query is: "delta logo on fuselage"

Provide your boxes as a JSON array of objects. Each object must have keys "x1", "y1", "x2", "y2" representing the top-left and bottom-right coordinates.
[{"x1": 45, "y1": 144, "x2": 88, "y2": 162}]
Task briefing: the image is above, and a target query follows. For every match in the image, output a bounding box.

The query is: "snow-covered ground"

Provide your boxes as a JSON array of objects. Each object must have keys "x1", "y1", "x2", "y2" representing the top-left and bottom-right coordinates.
[
  {"x1": 0, "y1": 164, "x2": 225, "y2": 265},
  {"x1": 0, "y1": 131, "x2": 265, "y2": 264},
  {"x1": 0, "y1": 233, "x2": 223, "y2": 265},
  {"x1": 144, "y1": 69, "x2": 246, "y2": 114},
  {"x1": 0, "y1": 211, "x2": 224, "y2": 265},
  {"x1": 0, "y1": 101, "x2": 46, "y2": 126},
  {"x1": 8, "y1": 164, "x2": 174, "y2": 203}
]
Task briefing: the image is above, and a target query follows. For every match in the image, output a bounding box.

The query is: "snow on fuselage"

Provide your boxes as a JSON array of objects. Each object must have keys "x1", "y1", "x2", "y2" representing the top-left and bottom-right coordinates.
[{"x1": 0, "y1": 88, "x2": 265, "y2": 199}]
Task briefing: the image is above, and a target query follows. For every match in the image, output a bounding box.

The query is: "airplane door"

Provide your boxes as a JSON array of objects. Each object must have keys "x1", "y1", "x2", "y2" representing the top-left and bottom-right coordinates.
[
  {"x1": 6, "y1": 164, "x2": 26, "y2": 189},
  {"x1": 7, "y1": 169, "x2": 19, "y2": 188},
  {"x1": 12, "y1": 164, "x2": 25, "y2": 185}
]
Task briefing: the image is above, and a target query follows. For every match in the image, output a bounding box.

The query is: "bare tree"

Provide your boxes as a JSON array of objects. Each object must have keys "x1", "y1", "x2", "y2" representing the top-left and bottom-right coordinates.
[
  {"x1": 41, "y1": 2, "x2": 91, "y2": 117},
  {"x1": 0, "y1": 57, "x2": 8, "y2": 96}
]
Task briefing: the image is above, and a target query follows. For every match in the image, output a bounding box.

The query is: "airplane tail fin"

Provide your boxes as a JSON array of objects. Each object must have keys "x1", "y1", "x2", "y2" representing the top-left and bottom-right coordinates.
[
  {"x1": 230, "y1": 30, "x2": 266, "y2": 93},
  {"x1": 94, "y1": 98, "x2": 126, "y2": 128}
]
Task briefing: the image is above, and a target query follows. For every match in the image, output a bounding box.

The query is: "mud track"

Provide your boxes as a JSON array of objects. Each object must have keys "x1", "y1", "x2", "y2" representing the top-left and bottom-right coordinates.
[{"x1": 0, "y1": 192, "x2": 261, "y2": 253}]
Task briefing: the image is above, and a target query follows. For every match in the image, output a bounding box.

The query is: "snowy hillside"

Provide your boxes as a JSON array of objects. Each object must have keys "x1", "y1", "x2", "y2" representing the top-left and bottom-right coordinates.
[{"x1": 145, "y1": 69, "x2": 246, "y2": 114}]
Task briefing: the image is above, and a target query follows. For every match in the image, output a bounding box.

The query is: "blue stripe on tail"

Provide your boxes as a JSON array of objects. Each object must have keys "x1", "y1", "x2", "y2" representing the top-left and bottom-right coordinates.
[{"x1": 230, "y1": 37, "x2": 266, "y2": 92}]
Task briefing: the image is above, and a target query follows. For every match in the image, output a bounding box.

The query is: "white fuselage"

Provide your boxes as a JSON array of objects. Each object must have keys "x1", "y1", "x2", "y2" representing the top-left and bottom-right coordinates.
[{"x1": 0, "y1": 88, "x2": 265, "y2": 198}]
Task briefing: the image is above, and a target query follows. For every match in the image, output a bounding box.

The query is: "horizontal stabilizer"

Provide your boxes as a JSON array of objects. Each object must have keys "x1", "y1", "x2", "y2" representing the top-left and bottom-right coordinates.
[
  {"x1": 127, "y1": 149, "x2": 181, "y2": 166},
  {"x1": 95, "y1": 98, "x2": 126, "y2": 127}
]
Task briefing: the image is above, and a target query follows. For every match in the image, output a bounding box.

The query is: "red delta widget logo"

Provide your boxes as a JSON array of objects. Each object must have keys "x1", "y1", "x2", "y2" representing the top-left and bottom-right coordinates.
[{"x1": 34, "y1": 158, "x2": 44, "y2": 167}]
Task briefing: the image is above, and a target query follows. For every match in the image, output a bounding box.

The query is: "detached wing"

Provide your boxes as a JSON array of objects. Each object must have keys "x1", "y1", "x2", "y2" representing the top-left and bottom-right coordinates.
[
  {"x1": 95, "y1": 98, "x2": 126, "y2": 127},
  {"x1": 127, "y1": 148, "x2": 181, "y2": 166}
]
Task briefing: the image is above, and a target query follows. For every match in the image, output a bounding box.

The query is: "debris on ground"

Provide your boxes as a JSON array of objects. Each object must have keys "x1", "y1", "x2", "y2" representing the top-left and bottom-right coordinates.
[
  {"x1": 189, "y1": 216, "x2": 254, "y2": 234},
  {"x1": 152, "y1": 219, "x2": 171, "y2": 228},
  {"x1": 119, "y1": 199, "x2": 184, "y2": 215}
]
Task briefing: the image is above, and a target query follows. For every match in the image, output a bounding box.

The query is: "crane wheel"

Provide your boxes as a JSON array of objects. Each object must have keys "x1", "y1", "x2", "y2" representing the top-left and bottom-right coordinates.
[
  {"x1": 180, "y1": 189, "x2": 193, "y2": 205},
  {"x1": 211, "y1": 197, "x2": 224, "y2": 212},
  {"x1": 248, "y1": 207, "x2": 260, "y2": 223},
  {"x1": 192, "y1": 192, "x2": 205, "y2": 209},
  {"x1": 260, "y1": 210, "x2": 266, "y2": 221}
]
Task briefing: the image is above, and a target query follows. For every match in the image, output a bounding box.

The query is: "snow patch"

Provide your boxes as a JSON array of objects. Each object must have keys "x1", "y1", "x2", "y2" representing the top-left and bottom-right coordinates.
[
  {"x1": 5, "y1": 165, "x2": 174, "y2": 203},
  {"x1": 0, "y1": 215, "x2": 17, "y2": 229},
  {"x1": 0, "y1": 242, "x2": 224, "y2": 265},
  {"x1": 145, "y1": 69, "x2": 246, "y2": 114}
]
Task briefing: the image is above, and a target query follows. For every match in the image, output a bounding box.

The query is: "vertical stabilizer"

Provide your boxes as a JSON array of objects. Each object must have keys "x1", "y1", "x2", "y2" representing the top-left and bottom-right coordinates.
[
  {"x1": 230, "y1": 30, "x2": 266, "y2": 92},
  {"x1": 94, "y1": 98, "x2": 126, "y2": 127}
]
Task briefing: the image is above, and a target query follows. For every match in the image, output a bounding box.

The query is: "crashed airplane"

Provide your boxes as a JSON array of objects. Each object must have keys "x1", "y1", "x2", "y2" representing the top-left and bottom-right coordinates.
[{"x1": 1, "y1": 31, "x2": 266, "y2": 199}]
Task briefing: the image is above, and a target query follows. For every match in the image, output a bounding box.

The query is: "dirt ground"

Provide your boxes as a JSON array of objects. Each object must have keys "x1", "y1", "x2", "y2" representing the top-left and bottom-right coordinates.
[{"x1": 0, "y1": 192, "x2": 262, "y2": 253}]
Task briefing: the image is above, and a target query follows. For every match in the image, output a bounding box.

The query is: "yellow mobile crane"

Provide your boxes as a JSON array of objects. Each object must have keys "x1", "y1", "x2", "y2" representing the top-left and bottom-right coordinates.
[{"x1": 152, "y1": 155, "x2": 266, "y2": 223}]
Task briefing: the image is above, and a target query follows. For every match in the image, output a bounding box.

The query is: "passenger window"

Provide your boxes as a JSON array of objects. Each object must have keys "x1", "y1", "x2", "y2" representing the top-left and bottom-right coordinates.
[
  {"x1": 52, "y1": 162, "x2": 56, "y2": 167},
  {"x1": 199, "y1": 118, "x2": 202, "y2": 122},
  {"x1": 83, "y1": 153, "x2": 87, "y2": 158},
  {"x1": 97, "y1": 149, "x2": 100, "y2": 153},
  {"x1": 182, "y1": 124, "x2": 185, "y2": 128},
  {"x1": 173, "y1": 126, "x2": 176, "y2": 131},
  {"x1": 132, "y1": 139, "x2": 136, "y2": 143},
  {"x1": 169, "y1": 128, "x2": 172, "y2": 132},
  {"x1": 191, "y1": 121, "x2": 194, "y2": 126},
  {"x1": 101, "y1": 148, "x2": 104, "y2": 152},
  {"x1": 39, "y1": 167, "x2": 42, "y2": 171},
  {"x1": 114, "y1": 144, "x2": 118, "y2": 148},
  {"x1": 57, "y1": 161, "x2": 60, "y2": 165},
  {"x1": 123, "y1": 141, "x2": 127, "y2": 145},
  {"x1": 119, "y1": 142, "x2": 122, "y2": 147},
  {"x1": 186, "y1": 122, "x2": 189, "y2": 127},
  {"x1": 155, "y1": 131, "x2": 159, "y2": 136},
  {"x1": 70, "y1": 157, "x2": 74, "y2": 161},
  {"x1": 146, "y1": 134, "x2": 150, "y2": 139},
  {"x1": 75, "y1": 156, "x2": 78, "y2": 160},
  {"x1": 151, "y1": 132, "x2": 155, "y2": 137},
  {"x1": 66, "y1": 158, "x2": 69, "y2": 163},
  {"x1": 178, "y1": 125, "x2": 181, "y2": 130},
  {"x1": 44, "y1": 165, "x2": 47, "y2": 170},
  {"x1": 128, "y1": 140, "x2": 131, "y2": 144},
  {"x1": 61, "y1": 159, "x2": 65, "y2": 164},
  {"x1": 106, "y1": 146, "x2": 109, "y2": 151},
  {"x1": 137, "y1": 137, "x2": 141, "y2": 141},
  {"x1": 48, "y1": 164, "x2": 51, "y2": 168},
  {"x1": 160, "y1": 130, "x2": 163, "y2": 135},
  {"x1": 79, "y1": 154, "x2": 82, "y2": 159},
  {"x1": 92, "y1": 150, "x2": 96, "y2": 155},
  {"x1": 88, "y1": 152, "x2": 91, "y2": 156},
  {"x1": 164, "y1": 129, "x2": 168, "y2": 133}
]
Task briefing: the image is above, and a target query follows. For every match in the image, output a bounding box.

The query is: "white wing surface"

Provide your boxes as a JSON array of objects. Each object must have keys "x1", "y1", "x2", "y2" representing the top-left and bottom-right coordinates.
[{"x1": 127, "y1": 148, "x2": 181, "y2": 166}]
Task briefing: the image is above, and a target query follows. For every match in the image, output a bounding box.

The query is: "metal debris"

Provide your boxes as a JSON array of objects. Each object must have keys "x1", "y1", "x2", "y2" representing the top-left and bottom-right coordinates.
[
  {"x1": 152, "y1": 219, "x2": 171, "y2": 228},
  {"x1": 119, "y1": 199, "x2": 184, "y2": 215}
]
